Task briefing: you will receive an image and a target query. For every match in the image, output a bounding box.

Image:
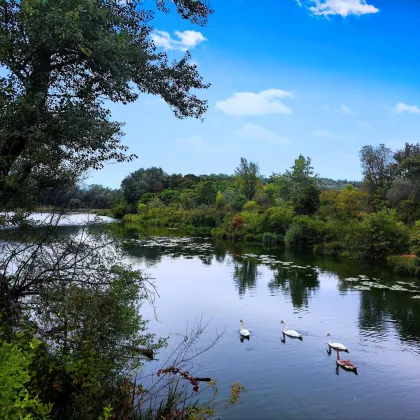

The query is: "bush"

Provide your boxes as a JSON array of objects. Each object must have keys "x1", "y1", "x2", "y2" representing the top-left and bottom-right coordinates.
[
  {"x1": 0, "y1": 338, "x2": 53, "y2": 419},
  {"x1": 387, "y1": 255, "x2": 420, "y2": 276},
  {"x1": 240, "y1": 211, "x2": 265, "y2": 234},
  {"x1": 285, "y1": 216, "x2": 323, "y2": 248},
  {"x1": 242, "y1": 201, "x2": 259, "y2": 213},
  {"x1": 262, "y1": 232, "x2": 284, "y2": 245},
  {"x1": 411, "y1": 221, "x2": 420, "y2": 256},
  {"x1": 264, "y1": 206, "x2": 294, "y2": 234},
  {"x1": 344, "y1": 210, "x2": 410, "y2": 259},
  {"x1": 111, "y1": 199, "x2": 130, "y2": 219},
  {"x1": 313, "y1": 241, "x2": 344, "y2": 257}
]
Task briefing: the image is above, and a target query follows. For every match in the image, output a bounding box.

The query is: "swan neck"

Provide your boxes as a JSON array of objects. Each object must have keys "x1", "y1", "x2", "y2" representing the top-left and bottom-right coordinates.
[{"x1": 240, "y1": 321, "x2": 244, "y2": 329}]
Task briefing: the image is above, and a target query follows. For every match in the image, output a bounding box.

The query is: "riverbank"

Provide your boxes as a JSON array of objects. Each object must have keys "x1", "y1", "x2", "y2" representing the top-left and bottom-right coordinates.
[{"x1": 122, "y1": 206, "x2": 420, "y2": 277}]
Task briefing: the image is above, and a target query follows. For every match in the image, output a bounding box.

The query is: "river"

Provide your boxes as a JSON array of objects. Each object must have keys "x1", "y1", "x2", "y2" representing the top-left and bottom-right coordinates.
[
  {"x1": 4, "y1": 215, "x2": 420, "y2": 419},
  {"x1": 112, "y1": 223, "x2": 420, "y2": 420}
]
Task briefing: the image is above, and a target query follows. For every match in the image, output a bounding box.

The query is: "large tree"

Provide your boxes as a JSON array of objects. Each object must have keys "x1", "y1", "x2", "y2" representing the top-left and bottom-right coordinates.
[
  {"x1": 121, "y1": 166, "x2": 167, "y2": 203},
  {"x1": 0, "y1": 0, "x2": 212, "y2": 207},
  {"x1": 273, "y1": 155, "x2": 320, "y2": 213},
  {"x1": 359, "y1": 144, "x2": 395, "y2": 198},
  {"x1": 234, "y1": 157, "x2": 260, "y2": 201}
]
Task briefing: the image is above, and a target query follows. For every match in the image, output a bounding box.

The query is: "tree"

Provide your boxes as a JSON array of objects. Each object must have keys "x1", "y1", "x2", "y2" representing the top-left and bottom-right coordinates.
[
  {"x1": 359, "y1": 144, "x2": 395, "y2": 198},
  {"x1": 0, "y1": 0, "x2": 212, "y2": 207},
  {"x1": 234, "y1": 158, "x2": 260, "y2": 201},
  {"x1": 394, "y1": 142, "x2": 420, "y2": 184},
  {"x1": 273, "y1": 155, "x2": 319, "y2": 209},
  {"x1": 121, "y1": 167, "x2": 167, "y2": 204},
  {"x1": 195, "y1": 180, "x2": 216, "y2": 206}
]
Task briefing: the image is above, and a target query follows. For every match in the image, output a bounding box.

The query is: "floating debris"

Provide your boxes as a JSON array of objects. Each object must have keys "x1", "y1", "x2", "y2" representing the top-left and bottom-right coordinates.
[
  {"x1": 344, "y1": 277, "x2": 360, "y2": 282},
  {"x1": 412, "y1": 295, "x2": 420, "y2": 299}
]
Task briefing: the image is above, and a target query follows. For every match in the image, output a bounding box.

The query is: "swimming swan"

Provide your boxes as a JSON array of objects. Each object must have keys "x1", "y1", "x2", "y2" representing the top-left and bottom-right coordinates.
[
  {"x1": 327, "y1": 333, "x2": 349, "y2": 353},
  {"x1": 335, "y1": 348, "x2": 357, "y2": 372},
  {"x1": 281, "y1": 320, "x2": 302, "y2": 339},
  {"x1": 239, "y1": 320, "x2": 250, "y2": 337}
]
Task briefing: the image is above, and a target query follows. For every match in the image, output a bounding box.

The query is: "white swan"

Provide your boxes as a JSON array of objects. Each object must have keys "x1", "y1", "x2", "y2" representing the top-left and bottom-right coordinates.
[
  {"x1": 281, "y1": 320, "x2": 302, "y2": 338},
  {"x1": 327, "y1": 333, "x2": 348, "y2": 353},
  {"x1": 239, "y1": 319, "x2": 250, "y2": 337}
]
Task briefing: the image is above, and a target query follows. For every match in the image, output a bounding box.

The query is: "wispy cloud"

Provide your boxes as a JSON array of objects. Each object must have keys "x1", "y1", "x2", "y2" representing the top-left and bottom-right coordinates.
[
  {"x1": 311, "y1": 129, "x2": 341, "y2": 139},
  {"x1": 297, "y1": 0, "x2": 379, "y2": 17},
  {"x1": 337, "y1": 104, "x2": 356, "y2": 115},
  {"x1": 234, "y1": 123, "x2": 291, "y2": 145},
  {"x1": 216, "y1": 89, "x2": 293, "y2": 116},
  {"x1": 394, "y1": 102, "x2": 420, "y2": 115},
  {"x1": 151, "y1": 30, "x2": 206, "y2": 52}
]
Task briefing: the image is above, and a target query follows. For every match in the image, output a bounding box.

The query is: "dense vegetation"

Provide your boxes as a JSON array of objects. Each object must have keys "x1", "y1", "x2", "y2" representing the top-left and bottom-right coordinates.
[{"x1": 117, "y1": 145, "x2": 420, "y2": 277}]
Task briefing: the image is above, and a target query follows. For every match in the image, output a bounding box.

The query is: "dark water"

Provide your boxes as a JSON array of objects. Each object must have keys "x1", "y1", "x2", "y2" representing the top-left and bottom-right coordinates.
[{"x1": 113, "y1": 225, "x2": 420, "y2": 420}]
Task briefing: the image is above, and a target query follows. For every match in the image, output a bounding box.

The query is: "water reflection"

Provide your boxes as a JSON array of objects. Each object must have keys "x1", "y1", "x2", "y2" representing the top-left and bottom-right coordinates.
[
  {"x1": 268, "y1": 266, "x2": 320, "y2": 308},
  {"x1": 232, "y1": 257, "x2": 260, "y2": 297}
]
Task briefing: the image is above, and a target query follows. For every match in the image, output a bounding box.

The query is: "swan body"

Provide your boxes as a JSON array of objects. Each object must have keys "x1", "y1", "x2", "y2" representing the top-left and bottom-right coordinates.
[
  {"x1": 327, "y1": 333, "x2": 349, "y2": 352},
  {"x1": 281, "y1": 320, "x2": 302, "y2": 338},
  {"x1": 335, "y1": 348, "x2": 357, "y2": 371},
  {"x1": 239, "y1": 320, "x2": 250, "y2": 337}
]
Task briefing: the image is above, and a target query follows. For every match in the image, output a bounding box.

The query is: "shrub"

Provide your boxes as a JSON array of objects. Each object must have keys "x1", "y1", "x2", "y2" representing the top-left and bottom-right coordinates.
[
  {"x1": 313, "y1": 241, "x2": 344, "y2": 257},
  {"x1": 387, "y1": 255, "x2": 420, "y2": 276},
  {"x1": 264, "y1": 206, "x2": 294, "y2": 234},
  {"x1": 241, "y1": 211, "x2": 265, "y2": 234},
  {"x1": 285, "y1": 216, "x2": 323, "y2": 248},
  {"x1": 344, "y1": 210, "x2": 410, "y2": 259},
  {"x1": 242, "y1": 201, "x2": 259, "y2": 213},
  {"x1": 411, "y1": 221, "x2": 420, "y2": 256},
  {"x1": 262, "y1": 232, "x2": 284, "y2": 245},
  {"x1": 0, "y1": 338, "x2": 53, "y2": 419}
]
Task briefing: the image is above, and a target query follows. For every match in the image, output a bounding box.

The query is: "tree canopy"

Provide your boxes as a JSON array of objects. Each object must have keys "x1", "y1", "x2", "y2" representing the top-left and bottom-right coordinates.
[{"x1": 0, "y1": 0, "x2": 213, "y2": 207}]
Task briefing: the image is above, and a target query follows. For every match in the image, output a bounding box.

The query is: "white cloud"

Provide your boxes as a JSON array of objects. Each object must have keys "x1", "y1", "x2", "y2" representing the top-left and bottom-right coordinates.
[
  {"x1": 311, "y1": 129, "x2": 341, "y2": 139},
  {"x1": 395, "y1": 102, "x2": 420, "y2": 115},
  {"x1": 216, "y1": 89, "x2": 293, "y2": 116},
  {"x1": 338, "y1": 104, "x2": 356, "y2": 115},
  {"x1": 299, "y1": 0, "x2": 379, "y2": 17},
  {"x1": 234, "y1": 123, "x2": 291, "y2": 145},
  {"x1": 151, "y1": 30, "x2": 206, "y2": 52}
]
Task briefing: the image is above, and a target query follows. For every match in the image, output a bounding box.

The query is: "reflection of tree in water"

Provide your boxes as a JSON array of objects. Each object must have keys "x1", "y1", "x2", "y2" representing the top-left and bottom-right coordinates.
[
  {"x1": 232, "y1": 257, "x2": 260, "y2": 297},
  {"x1": 357, "y1": 289, "x2": 420, "y2": 348},
  {"x1": 268, "y1": 267, "x2": 320, "y2": 308}
]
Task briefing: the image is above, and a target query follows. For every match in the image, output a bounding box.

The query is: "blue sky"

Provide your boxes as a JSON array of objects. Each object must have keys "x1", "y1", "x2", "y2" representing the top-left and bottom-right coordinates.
[{"x1": 88, "y1": 0, "x2": 420, "y2": 188}]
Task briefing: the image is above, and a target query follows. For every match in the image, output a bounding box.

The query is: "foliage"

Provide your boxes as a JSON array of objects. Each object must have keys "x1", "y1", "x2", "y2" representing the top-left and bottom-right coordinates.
[
  {"x1": 387, "y1": 255, "x2": 420, "y2": 276},
  {"x1": 0, "y1": 0, "x2": 212, "y2": 207},
  {"x1": 285, "y1": 216, "x2": 323, "y2": 249},
  {"x1": 234, "y1": 158, "x2": 260, "y2": 201},
  {"x1": 359, "y1": 144, "x2": 395, "y2": 198},
  {"x1": 343, "y1": 210, "x2": 410, "y2": 260},
  {"x1": 243, "y1": 200, "x2": 259, "y2": 213},
  {"x1": 121, "y1": 167, "x2": 168, "y2": 204},
  {"x1": 0, "y1": 338, "x2": 53, "y2": 419},
  {"x1": 411, "y1": 221, "x2": 420, "y2": 256},
  {"x1": 319, "y1": 188, "x2": 368, "y2": 220}
]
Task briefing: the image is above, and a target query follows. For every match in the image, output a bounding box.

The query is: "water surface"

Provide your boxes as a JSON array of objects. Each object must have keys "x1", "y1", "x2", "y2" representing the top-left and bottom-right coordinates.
[{"x1": 120, "y1": 226, "x2": 420, "y2": 420}]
